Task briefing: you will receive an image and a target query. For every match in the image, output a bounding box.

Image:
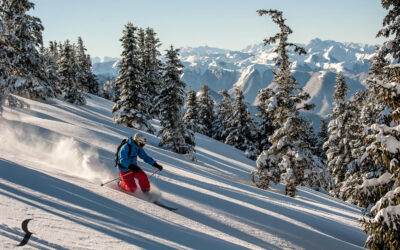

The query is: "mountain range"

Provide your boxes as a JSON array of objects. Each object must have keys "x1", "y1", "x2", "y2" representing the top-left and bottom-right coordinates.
[{"x1": 92, "y1": 38, "x2": 377, "y2": 126}]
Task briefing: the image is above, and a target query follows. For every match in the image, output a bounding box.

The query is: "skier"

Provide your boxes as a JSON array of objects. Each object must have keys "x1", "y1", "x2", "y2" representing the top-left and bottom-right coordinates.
[{"x1": 116, "y1": 133, "x2": 163, "y2": 193}]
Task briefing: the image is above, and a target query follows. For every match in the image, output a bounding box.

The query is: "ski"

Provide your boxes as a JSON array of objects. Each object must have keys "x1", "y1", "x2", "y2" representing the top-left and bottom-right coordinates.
[
  {"x1": 103, "y1": 183, "x2": 178, "y2": 211},
  {"x1": 153, "y1": 201, "x2": 178, "y2": 211}
]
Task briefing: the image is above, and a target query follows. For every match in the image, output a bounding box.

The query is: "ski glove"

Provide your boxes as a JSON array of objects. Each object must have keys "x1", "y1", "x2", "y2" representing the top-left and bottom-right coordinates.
[
  {"x1": 128, "y1": 164, "x2": 140, "y2": 173},
  {"x1": 153, "y1": 162, "x2": 163, "y2": 171}
]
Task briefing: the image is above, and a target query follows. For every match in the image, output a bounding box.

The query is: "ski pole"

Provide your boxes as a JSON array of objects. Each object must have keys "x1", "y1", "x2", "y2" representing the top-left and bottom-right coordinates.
[
  {"x1": 100, "y1": 172, "x2": 130, "y2": 186},
  {"x1": 149, "y1": 169, "x2": 159, "y2": 179}
]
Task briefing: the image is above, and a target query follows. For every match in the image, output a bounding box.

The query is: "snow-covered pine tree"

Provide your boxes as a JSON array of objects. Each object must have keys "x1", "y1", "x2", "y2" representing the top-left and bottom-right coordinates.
[
  {"x1": 197, "y1": 82, "x2": 215, "y2": 136},
  {"x1": 144, "y1": 28, "x2": 162, "y2": 118},
  {"x1": 57, "y1": 40, "x2": 86, "y2": 105},
  {"x1": 255, "y1": 87, "x2": 276, "y2": 153},
  {"x1": 212, "y1": 89, "x2": 233, "y2": 141},
  {"x1": 158, "y1": 46, "x2": 195, "y2": 159},
  {"x1": 225, "y1": 87, "x2": 258, "y2": 159},
  {"x1": 0, "y1": 8, "x2": 27, "y2": 113},
  {"x1": 137, "y1": 28, "x2": 147, "y2": 107},
  {"x1": 183, "y1": 87, "x2": 201, "y2": 133},
  {"x1": 137, "y1": 27, "x2": 163, "y2": 118},
  {"x1": 49, "y1": 41, "x2": 59, "y2": 61},
  {"x1": 323, "y1": 74, "x2": 355, "y2": 196},
  {"x1": 361, "y1": 51, "x2": 391, "y2": 127},
  {"x1": 112, "y1": 22, "x2": 154, "y2": 133},
  {"x1": 349, "y1": 90, "x2": 369, "y2": 163},
  {"x1": 334, "y1": 89, "x2": 374, "y2": 203},
  {"x1": 351, "y1": 53, "x2": 392, "y2": 209},
  {"x1": 0, "y1": 8, "x2": 13, "y2": 115},
  {"x1": 76, "y1": 37, "x2": 88, "y2": 92},
  {"x1": 301, "y1": 117, "x2": 333, "y2": 192},
  {"x1": 76, "y1": 37, "x2": 98, "y2": 95},
  {"x1": 251, "y1": 10, "x2": 316, "y2": 197},
  {"x1": 316, "y1": 119, "x2": 328, "y2": 160},
  {"x1": 0, "y1": 0, "x2": 55, "y2": 102},
  {"x1": 137, "y1": 28, "x2": 146, "y2": 61},
  {"x1": 86, "y1": 55, "x2": 98, "y2": 94},
  {"x1": 359, "y1": 1, "x2": 400, "y2": 247},
  {"x1": 304, "y1": 119, "x2": 320, "y2": 157},
  {"x1": 40, "y1": 42, "x2": 60, "y2": 96}
]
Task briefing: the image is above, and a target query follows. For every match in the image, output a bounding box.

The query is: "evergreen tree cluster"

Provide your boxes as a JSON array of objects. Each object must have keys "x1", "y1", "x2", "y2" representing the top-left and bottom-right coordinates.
[
  {"x1": 313, "y1": 2, "x2": 400, "y2": 248},
  {"x1": 356, "y1": 1, "x2": 400, "y2": 248},
  {"x1": 179, "y1": 11, "x2": 331, "y2": 196},
  {"x1": 112, "y1": 23, "x2": 153, "y2": 132},
  {"x1": 112, "y1": 22, "x2": 195, "y2": 159},
  {"x1": 159, "y1": 46, "x2": 195, "y2": 159},
  {"x1": 0, "y1": 0, "x2": 54, "y2": 115},
  {"x1": 42, "y1": 37, "x2": 99, "y2": 105},
  {"x1": 0, "y1": 0, "x2": 99, "y2": 113},
  {"x1": 224, "y1": 87, "x2": 258, "y2": 159},
  {"x1": 182, "y1": 83, "x2": 260, "y2": 160}
]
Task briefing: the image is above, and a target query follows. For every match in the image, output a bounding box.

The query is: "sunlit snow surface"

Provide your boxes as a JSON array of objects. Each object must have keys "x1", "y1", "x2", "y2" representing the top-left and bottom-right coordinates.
[{"x1": 0, "y1": 95, "x2": 366, "y2": 249}]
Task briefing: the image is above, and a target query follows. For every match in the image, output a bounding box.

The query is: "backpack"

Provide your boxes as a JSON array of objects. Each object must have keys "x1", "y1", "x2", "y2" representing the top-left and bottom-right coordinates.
[{"x1": 115, "y1": 139, "x2": 132, "y2": 168}]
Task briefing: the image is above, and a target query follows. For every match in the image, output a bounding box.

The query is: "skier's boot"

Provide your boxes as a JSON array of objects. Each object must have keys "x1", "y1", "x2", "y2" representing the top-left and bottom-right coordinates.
[{"x1": 142, "y1": 189, "x2": 153, "y2": 201}]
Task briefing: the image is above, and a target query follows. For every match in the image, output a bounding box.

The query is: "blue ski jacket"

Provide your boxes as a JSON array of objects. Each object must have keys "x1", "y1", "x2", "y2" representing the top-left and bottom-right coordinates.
[{"x1": 117, "y1": 136, "x2": 155, "y2": 172}]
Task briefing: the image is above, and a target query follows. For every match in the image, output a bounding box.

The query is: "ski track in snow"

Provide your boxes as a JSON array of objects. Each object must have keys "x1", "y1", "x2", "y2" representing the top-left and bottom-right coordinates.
[{"x1": 0, "y1": 95, "x2": 367, "y2": 249}]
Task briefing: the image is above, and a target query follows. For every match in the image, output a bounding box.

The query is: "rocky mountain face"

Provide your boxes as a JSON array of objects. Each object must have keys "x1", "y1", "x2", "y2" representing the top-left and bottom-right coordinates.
[{"x1": 93, "y1": 38, "x2": 375, "y2": 121}]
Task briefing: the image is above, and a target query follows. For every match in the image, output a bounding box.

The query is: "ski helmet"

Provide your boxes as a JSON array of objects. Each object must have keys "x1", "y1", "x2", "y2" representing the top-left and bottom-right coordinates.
[{"x1": 134, "y1": 133, "x2": 146, "y2": 147}]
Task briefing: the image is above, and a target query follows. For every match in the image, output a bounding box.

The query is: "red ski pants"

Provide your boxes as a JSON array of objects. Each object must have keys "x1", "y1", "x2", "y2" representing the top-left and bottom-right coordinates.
[{"x1": 119, "y1": 168, "x2": 150, "y2": 193}]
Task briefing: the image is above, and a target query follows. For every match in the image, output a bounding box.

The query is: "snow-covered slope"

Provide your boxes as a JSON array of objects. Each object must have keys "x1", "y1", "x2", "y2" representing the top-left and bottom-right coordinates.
[{"x1": 1, "y1": 95, "x2": 367, "y2": 249}]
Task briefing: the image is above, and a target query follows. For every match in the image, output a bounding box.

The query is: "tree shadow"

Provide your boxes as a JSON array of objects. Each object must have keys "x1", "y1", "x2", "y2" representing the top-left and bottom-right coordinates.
[{"x1": 152, "y1": 172, "x2": 366, "y2": 249}]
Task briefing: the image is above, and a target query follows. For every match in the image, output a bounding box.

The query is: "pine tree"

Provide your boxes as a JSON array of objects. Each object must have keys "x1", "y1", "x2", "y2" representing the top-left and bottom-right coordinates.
[
  {"x1": 323, "y1": 74, "x2": 355, "y2": 196},
  {"x1": 49, "y1": 41, "x2": 59, "y2": 61},
  {"x1": 183, "y1": 87, "x2": 201, "y2": 133},
  {"x1": 112, "y1": 22, "x2": 154, "y2": 133},
  {"x1": 0, "y1": 20, "x2": 26, "y2": 111},
  {"x1": 137, "y1": 28, "x2": 148, "y2": 106},
  {"x1": 57, "y1": 40, "x2": 86, "y2": 105},
  {"x1": 301, "y1": 117, "x2": 333, "y2": 192},
  {"x1": 76, "y1": 37, "x2": 88, "y2": 92},
  {"x1": 251, "y1": 10, "x2": 316, "y2": 197},
  {"x1": 137, "y1": 28, "x2": 146, "y2": 61},
  {"x1": 349, "y1": 90, "x2": 369, "y2": 161},
  {"x1": 76, "y1": 37, "x2": 98, "y2": 95},
  {"x1": 144, "y1": 28, "x2": 162, "y2": 117},
  {"x1": 328, "y1": 55, "x2": 391, "y2": 209},
  {"x1": 359, "y1": 2, "x2": 400, "y2": 247},
  {"x1": 255, "y1": 87, "x2": 276, "y2": 153},
  {"x1": 0, "y1": 9, "x2": 12, "y2": 115},
  {"x1": 197, "y1": 82, "x2": 215, "y2": 136},
  {"x1": 334, "y1": 90, "x2": 373, "y2": 203},
  {"x1": 225, "y1": 87, "x2": 258, "y2": 159},
  {"x1": 40, "y1": 42, "x2": 60, "y2": 96},
  {"x1": 158, "y1": 46, "x2": 195, "y2": 159},
  {"x1": 316, "y1": 119, "x2": 328, "y2": 160},
  {"x1": 0, "y1": 0, "x2": 55, "y2": 106},
  {"x1": 212, "y1": 89, "x2": 233, "y2": 141},
  {"x1": 351, "y1": 55, "x2": 392, "y2": 209},
  {"x1": 304, "y1": 120, "x2": 320, "y2": 156}
]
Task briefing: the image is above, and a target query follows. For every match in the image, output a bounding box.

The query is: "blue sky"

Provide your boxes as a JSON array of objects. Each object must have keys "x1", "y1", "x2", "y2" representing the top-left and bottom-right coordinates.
[{"x1": 30, "y1": 0, "x2": 387, "y2": 58}]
